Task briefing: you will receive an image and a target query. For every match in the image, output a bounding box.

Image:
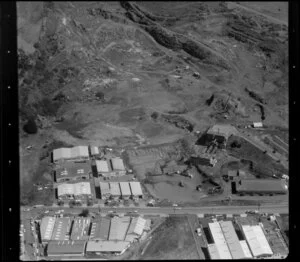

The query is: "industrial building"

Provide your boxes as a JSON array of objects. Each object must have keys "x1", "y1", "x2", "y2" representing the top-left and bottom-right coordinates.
[
  {"x1": 70, "y1": 217, "x2": 91, "y2": 240},
  {"x1": 89, "y1": 218, "x2": 110, "y2": 240},
  {"x1": 90, "y1": 146, "x2": 100, "y2": 156},
  {"x1": 197, "y1": 124, "x2": 238, "y2": 148},
  {"x1": 95, "y1": 160, "x2": 114, "y2": 177},
  {"x1": 57, "y1": 182, "x2": 92, "y2": 200},
  {"x1": 119, "y1": 182, "x2": 132, "y2": 199},
  {"x1": 208, "y1": 222, "x2": 232, "y2": 259},
  {"x1": 110, "y1": 158, "x2": 126, "y2": 176},
  {"x1": 51, "y1": 217, "x2": 72, "y2": 241},
  {"x1": 55, "y1": 162, "x2": 91, "y2": 183},
  {"x1": 40, "y1": 216, "x2": 56, "y2": 242},
  {"x1": 99, "y1": 182, "x2": 111, "y2": 200},
  {"x1": 52, "y1": 146, "x2": 89, "y2": 163},
  {"x1": 219, "y1": 221, "x2": 252, "y2": 259},
  {"x1": 125, "y1": 217, "x2": 147, "y2": 242},
  {"x1": 46, "y1": 240, "x2": 86, "y2": 257},
  {"x1": 109, "y1": 217, "x2": 131, "y2": 241},
  {"x1": 241, "y1": 224, "x2": 273, "y2": 257},
  {"x1": 129, "y1": 182, "x2": 143, "y2": 199},
  {"x1": 85, "y1": 240, "x2": 130, "y2": 255},
  {"x1": 110, "y1": 182, "x2": 121, "y2": 200},
  {"x1": 236, "y1": 179, "x2": 288, "y2": 195}
]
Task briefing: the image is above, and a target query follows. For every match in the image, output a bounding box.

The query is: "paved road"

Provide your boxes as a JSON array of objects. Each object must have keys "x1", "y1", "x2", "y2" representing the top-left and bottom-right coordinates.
[
  {"x1": 22, "y1": 203, "x2": 288, "y2": 216},
  {"x1": 227, "y1": 2, "x2": 288, "y2": 26}
]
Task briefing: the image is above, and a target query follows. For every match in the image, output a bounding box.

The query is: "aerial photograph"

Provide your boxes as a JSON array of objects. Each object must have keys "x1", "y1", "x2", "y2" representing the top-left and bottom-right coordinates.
[{"x1": 18, "y1": 1, "x2": 289, "y2": 260}]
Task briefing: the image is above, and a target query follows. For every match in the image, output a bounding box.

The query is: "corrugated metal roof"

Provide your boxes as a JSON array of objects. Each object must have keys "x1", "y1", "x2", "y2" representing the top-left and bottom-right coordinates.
[
  {"x1": 127, "y1": 217, "x2": 146, "y2": 236},
  {"x1": 51, "y1": 217, "x2": 71, "y2": 241},
  {"x1": 236, "y1": 179, "x2": 287, "y2": 193},
  {"x1": 70, "y1": 217, "x2": 91, "y2": 240},
  {"x1": 119, "y1": 182, "x2": 131, "y2": 196},
  {"x1": 89, "y1": 218, "x2": 110, "y2": 240},
  {"x1": 129, "y1": 182, "x2": 143, "y2": 196},
  {"x1": 239, "y1": 240, "x2": 253, "y2": 258},
  {"x1": 86, "y1": 240, "x2": 130, "y2": 252},
  {"x1": 47, "y1": 240, "x2": 86, "y2": 255},
  {"x1": 242, "y1": 225, "x2": 272, "y2": 257},
  {"x1": 40, "y1": 216, "x2": 56, "y2": 241},
  {"x1": 219, "y1": 221, "x2": 248, "y2": 259},
  {"x1": 252, "y1": 225, "x2": 273, "y2": 256},
  {"x1": 207, "y1": 243, "x2": 221, "y2": 259},
  {"x1": 96, "y1": 160, "x2": 111, "y2": 173},
  {"x1": 53, "y1": 146, "x2": 89, "y2": 161},
  {"x1": 57, "y1": 184, "x2": 74, "y2": 196},
  {"x1": 99, "y1": 182, "x2": 110, "y2": 196},
  {"x1": 208, "y1": 222, "x2": 232, "y2": 259},
  {"x1": 109, "y1": 182, "x2": 121, "y2": 196},
  {"x1": 109, "y1": 217, "x2": 131, "y2": 241},
  {"x1": 110, "y1": 158, "x2": 125, "y2": 171}
]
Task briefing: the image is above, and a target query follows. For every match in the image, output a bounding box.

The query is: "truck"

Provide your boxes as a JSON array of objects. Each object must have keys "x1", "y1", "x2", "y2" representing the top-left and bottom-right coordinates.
[{"x1": 196, "y1": 228, "x2": 202, "y2": 236}]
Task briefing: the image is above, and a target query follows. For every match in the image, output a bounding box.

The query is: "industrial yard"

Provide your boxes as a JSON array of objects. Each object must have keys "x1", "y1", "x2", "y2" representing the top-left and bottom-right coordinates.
[{"x1": 17, "y1": 1, "x2": 289, "y2": 260}]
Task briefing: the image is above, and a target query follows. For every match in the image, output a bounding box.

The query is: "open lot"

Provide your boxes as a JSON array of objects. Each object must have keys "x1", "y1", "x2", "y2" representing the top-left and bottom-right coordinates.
[{"x1": 138, "y1": 216, "x2": 200, "y2": 260}]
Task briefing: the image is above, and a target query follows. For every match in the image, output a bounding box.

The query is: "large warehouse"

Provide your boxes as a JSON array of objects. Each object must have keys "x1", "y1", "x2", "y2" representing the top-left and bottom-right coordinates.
[
  {"x1": 241, "y1": 224, "x2": 273, "y2": 257},
  {"x1": 208, "y1": 222, "x2": 232, "y2": 259},
  {"x1": 51, "y1": 217, "x2": 72, "y2": 241},
  {"x1": 236, "y1": 179, "x2": 288, "y2": 195},
  {"x1": 55, "y1": 162, "x2": 91, "y2": 183},
  {"x1": 219, "y1": 221, "x2": 252, "y2": 259},
  {"x1": 110, "y1": 182, "x2": 121, "y2": 199},
  {"x1": 40, "y1": 217, "x2": 56, "y2": 242},
  {"x1": 89, "y1": 218, "x2": 111, "y2": 240},
  {"x1": 119, "y1": 182, "x2": 132, "y2": 199},
  {"x1": 47, "y1": 240, "x2": 86, "y2": 257},
  {"x1": 129, "y1": 182, "x2": 143, "y2": 199},
  {"x1": 109, "y1": 217, "x2": 131, "y2": 241},
  {"x1": 52, "y1": 146, "x2": 89, "y2": 163},
  {"x1": 110, "y1": 158, "x2": 126, "y2": 176},
  {"x1": 86, "y1": 240, "x2": 130, "y2": 255},
  {"x1": 95, "y1": 160, "x2": 114, "y2": 177},
  {"x1": 70, "y1": 217, "x2": 91, "y2": 240},
  {"x1": 57, "y1": 182, "x2": 92, "y2": 200}
]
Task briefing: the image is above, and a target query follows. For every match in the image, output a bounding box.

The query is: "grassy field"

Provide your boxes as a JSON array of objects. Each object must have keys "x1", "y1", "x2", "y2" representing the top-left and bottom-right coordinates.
[{"x1": 139, "y1": 216, "x2": 199, "y2": 260}]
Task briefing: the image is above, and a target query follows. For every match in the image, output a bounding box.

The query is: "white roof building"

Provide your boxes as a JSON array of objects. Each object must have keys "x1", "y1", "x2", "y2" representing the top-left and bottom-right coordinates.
[
  {"x1": 253, "y1": 122, "x2": 263, "y2": 128},
  {"x1": 96, "y1": 160, "x2": 111, "y2": 173},
  {"x1": 239, "y1": 240, "x2": 253, "y2": 258},
  {"x1": 127, "y1": 216, "x2": 147, "y2": 236},
  {"x1": 57, "y1": 182, "x2": 91, "y2": 197},
  {"x1": 208, "y1": 222, "x2": 232, "y2": 259},
  {"x1": 241, "y1": 225, "x2": 273, "y2": 257},
  {"x1": 119, "y1": 182, "x2": 131, "y2": 197},
  {"x1": 207, "y1": 243, "x2": 221, "y2": 259},
  {"x1": 129, "y1": 182, "x2": 143, "y2": 197},
  {"x1": 109, "y1": 217, "x2": 131, "y2": 241},
  {"x1": 219, "y1": 221, "x2": 252, "y2": 259},
  {"x1": 53, "y1": 146, "x2": 89, "y2": 162},
  {"x1": 109, "y1": 182, "x2": 121, "y2": 197},
  {"x1": 90, "y1": 146, "x2": 99, "y2": 155},
  {"x1": 40, "y1": 216, "x2": 56, "y2": 241},
  {"x1": 86, "y1": 240, "x2": 130, "y2": 254},
  {"x1": 111, "y1": 158, "x2": 125, "y2": 171}
]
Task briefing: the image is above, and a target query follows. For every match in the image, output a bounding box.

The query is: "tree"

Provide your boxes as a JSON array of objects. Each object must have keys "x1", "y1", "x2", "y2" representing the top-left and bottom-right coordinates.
[
  {"x1": 23, "y1": 118, "x2": 38, "y2": 134},
  {"x1": 95, "y1": 91, "x2": 104, "y2": 100},
  {"x1": 79, "y1": 208, "x2": 89, "y2": 217}
]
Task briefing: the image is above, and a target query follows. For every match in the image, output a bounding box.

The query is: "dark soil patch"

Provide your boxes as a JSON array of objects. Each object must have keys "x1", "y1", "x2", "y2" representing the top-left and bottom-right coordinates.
[
  {"x1": 140, "y1": 121, "x2": 163, "y2": 138},
  {"x1": 55, "y1": 118, "x2": 88, "y2": 139}
]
